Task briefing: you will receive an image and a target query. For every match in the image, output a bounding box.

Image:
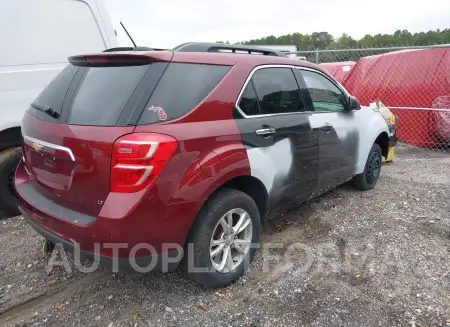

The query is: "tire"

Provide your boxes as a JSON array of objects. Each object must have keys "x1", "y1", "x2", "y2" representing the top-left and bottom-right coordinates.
[
  {"x1": 353, "y1": 143, "x2": 382, "y2": 190},
  {"x1": 183, "y1": 188, "x2": 261, "y2": 288},
  {"x1": 0, "y1": 147, "x2": 22, "y2": 219}
]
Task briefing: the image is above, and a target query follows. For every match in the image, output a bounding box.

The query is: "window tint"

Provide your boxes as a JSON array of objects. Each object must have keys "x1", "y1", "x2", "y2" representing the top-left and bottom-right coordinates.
[
  {"x1": 30, "y1": 64, "x2": 78, "y2": 121},
  {"x1": 251, "y1": 68, "x2": 304, "y2": 115},
  {"x1": 139, "y1": 63, "x2": 230, "y2": 125},
  {"x1": 301, "y1": 70, "x2": 347, "y2": 112},
  {"x1": 68, "y1": 65, "x2": 149, "y2": 125},
  {"x1": 238, "y1": 82, "x2": 260, "y2": 116}
]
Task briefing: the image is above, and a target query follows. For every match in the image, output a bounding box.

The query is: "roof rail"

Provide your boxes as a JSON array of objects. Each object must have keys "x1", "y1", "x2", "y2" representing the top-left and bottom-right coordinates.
[
  {"x1": 171, "y1": 42, "x2": 287, "y2": 57},
  {"x1": 103, "y1": 46, "x2": 169, "y2": 52}
]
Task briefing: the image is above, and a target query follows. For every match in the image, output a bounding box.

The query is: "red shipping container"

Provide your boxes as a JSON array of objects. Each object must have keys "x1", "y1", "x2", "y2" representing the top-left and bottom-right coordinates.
[{"x1": 319, "y1": 61, "x2": 356, "y2": 83}]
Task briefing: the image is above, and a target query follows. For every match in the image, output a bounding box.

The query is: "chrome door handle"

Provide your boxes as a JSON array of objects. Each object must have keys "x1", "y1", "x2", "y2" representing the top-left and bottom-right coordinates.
[{"x1": 256, "y1": 127, "x2": 275, "y2": 136}]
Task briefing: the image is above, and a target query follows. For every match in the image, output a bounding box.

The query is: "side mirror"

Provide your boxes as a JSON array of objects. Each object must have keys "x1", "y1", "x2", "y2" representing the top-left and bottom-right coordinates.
[{"x1": 348, "y1": 96, "x2": 361, "y2": 111}]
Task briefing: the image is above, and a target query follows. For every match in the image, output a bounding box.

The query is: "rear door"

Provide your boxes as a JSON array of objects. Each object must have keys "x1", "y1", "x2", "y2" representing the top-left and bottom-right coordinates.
[
  {"x1": 234, "y1": 66, "x2": 319, "y2": 217},
  {"x1": 21, "y1": 57, "x2": 170, "y2": 217},
  {"x1": 296, "y1": 68, "x2": 360, "y2": 191}
]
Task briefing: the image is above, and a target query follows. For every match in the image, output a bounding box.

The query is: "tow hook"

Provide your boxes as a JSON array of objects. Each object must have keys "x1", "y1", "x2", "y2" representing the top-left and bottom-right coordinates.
[{"x1": 42, "y1": 239, "x2": 56, "y2": 257}]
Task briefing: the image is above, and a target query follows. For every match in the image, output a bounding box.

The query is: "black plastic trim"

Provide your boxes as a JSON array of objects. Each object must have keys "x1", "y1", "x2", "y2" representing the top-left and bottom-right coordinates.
[
  {"x1": 118, "y1": 62, "x2": 170, "y2": 126},
  {"x1": 292, "y1": 68, "x2": 315, "y2": 110},
  {"x1": 17, "y1": 182, "x2": 96, "y2": 225},
  {"x1": 23, "y1": 212, "x2": 181, "y2": 273},
  {"x1": 103, "y1": 46, "x2": 152, "y2": 52},
  {"x1": 103, "y1": 47, "x2": 170, "y2": 52},
  {"x1": 58, "y1": 66, "x2": 89, "y2": 123}
]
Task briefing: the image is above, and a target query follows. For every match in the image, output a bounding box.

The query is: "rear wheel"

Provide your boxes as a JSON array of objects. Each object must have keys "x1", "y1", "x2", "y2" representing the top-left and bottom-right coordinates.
[
  {"x1": 183, "y1": 189, "x2": 261, "y2": 288},
  {"x1": 353, "y1": 143, "x2": 382, "y2": 190},
  {"x1": 0, "y1": 147, "x2": 21, "y2": 219}
]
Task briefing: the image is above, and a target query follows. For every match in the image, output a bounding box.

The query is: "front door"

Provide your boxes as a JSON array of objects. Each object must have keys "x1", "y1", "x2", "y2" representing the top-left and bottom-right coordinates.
[
  {"x1": 296, "y1": 69, "x2": 359, "y2": 192},
  {"x1": 234, "y1": 66, "x2": 319, "y2": 217}
]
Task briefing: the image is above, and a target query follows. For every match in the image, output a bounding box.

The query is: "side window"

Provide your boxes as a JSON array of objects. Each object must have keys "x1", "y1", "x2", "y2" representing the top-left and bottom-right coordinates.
[
  {"x1": 300, "y1": 70, "x2": 347, "y2": 112},
  {"x1": 138, "y1": 63, "x2": 230, "y2": 125},
  {"x1": 251, "y1": 68, "x2": 305, "y2": 115},
  {"x1": 238, "y1": 82, "x2": 261, "y2": 116}
]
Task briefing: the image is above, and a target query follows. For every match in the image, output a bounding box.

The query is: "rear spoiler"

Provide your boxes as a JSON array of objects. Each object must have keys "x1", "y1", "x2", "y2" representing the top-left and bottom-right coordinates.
[
  {"x1": 69, "y1": 42, "x2": 286, "y2": 67},
  {"x1": 68, "y1": 52, "x2": 173, "y2": 67}
]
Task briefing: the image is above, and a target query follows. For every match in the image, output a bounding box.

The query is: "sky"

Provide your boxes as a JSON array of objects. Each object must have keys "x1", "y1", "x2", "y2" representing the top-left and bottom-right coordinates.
[{"x1": 104, "y1": 0, "x2": 450, "y2": 49}]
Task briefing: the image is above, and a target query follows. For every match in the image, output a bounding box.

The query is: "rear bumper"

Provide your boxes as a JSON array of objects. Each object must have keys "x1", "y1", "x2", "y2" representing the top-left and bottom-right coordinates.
[
  {"x1": 15, "y1": 159, "x2": 202, "y2": 272},
  {"x1": 23, "y1": 209, "x2": 181, "y2": 273}
]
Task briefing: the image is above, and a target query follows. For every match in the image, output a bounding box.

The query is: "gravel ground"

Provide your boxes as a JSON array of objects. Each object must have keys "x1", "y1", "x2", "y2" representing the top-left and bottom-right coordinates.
[{"x1": 1, "y1": 144, "x2": 449, "y2": 327}]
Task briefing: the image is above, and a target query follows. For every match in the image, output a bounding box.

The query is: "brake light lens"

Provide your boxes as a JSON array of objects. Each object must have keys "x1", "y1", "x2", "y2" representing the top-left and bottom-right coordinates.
[
  {"x1": 87, "y1": 56, "x2": 109, "y2": 64},
  {"x1": 111, "y1": 133, "x2": 177, "y2": 193},
  {"x1": 68, "y1": 55, "x2": 154, "y2": 67}
]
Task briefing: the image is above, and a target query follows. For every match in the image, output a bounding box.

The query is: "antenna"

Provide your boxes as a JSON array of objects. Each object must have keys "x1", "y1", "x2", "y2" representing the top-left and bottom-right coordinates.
[{"x1": 120, "y1": 22, "x2": 137, "y2": 48}]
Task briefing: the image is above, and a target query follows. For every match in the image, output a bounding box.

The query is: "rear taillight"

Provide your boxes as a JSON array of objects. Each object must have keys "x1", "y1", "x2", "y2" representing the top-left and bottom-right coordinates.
[{"x1": 111, "y1": 133, "x2": 177, "y2": 193}]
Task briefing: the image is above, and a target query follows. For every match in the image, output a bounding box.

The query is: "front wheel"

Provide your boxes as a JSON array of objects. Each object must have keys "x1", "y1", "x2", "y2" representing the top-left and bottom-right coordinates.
[
  {"x1": 353, "y1": 143, "x2": 382, "y2": 190},
  {"x1": 0, "y1": 147, "x2": 22, "y2": 219},
  {"x1": 183, "y1": 188, "x2": 261, "y2": 288}
]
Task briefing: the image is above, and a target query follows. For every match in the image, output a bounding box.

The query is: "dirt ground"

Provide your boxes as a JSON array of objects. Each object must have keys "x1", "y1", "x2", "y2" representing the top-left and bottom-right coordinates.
[{"x1": 1, "y1": 144, "x2": 449, "y2": 327}]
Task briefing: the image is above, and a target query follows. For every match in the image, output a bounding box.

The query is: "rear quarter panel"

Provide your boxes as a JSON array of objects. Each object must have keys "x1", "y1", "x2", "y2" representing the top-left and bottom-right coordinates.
[
  {"x1": 136, "y1": 120, "x2": 250, "y2": 205},
  {"x1": 133, "y1": 62, "x2": 255, "y2": 206}
]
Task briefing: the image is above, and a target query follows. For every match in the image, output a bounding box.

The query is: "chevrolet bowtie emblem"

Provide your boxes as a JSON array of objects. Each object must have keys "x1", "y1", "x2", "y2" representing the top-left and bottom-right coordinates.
[{"x1": 32, "y1": 142, "x2": 44, "y2": 152}]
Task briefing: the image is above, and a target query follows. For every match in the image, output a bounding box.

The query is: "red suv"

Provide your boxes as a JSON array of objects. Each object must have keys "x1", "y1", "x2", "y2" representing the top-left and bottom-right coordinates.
[{"x1": 16, "y1": 43, "x2": 390, "y2": 288}]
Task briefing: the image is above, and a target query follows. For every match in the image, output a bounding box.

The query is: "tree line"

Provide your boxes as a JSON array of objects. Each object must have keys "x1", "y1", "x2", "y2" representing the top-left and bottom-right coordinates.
[
  {"x1": 217, "y1": 29, "x2": 450, "y2": 50},
  {"x1": 216, "y1": 29, "x2": 449, "y2": 63}
]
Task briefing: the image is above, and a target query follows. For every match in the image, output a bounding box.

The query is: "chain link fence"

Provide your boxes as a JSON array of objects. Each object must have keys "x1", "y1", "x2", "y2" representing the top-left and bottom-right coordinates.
[{"x1": 292, "y1": 45, "x2": 450, "y2": 152}]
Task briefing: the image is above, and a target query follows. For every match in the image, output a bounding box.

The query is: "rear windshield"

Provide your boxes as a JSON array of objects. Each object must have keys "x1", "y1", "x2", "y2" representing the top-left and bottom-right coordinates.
[
  {"x1": 138, "y1": 63, "x2": 230, "y2": 125},
  {"x1": 68, "y1": 65, "x2": 149, "y2": 125},
  {"x1": 29, "y1": 62, "x2": 230, "y2": 126},
  {"x1": 30, "y1": 64, "x2": 149, "y2": 126},
  {"x1": 30, "y1": 64, "x2": 78, "y2": 121}
]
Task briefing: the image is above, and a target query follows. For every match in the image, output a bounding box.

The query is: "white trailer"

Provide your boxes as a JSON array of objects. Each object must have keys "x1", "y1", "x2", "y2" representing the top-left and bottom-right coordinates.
[{"x1": 0, "y1": 0, "x2": 118, "y2": 217}]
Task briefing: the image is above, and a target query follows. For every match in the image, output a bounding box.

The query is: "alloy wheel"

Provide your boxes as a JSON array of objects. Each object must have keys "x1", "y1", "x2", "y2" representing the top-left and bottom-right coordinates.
[{"x1": 210, "y1": 208, "x2": 253, "y2": 273}]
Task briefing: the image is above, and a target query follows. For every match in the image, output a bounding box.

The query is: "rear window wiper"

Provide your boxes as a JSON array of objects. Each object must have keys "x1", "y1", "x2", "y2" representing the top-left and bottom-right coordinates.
[{"x1": 30, "y1": 103, "x2": 60, "y2": 119}]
